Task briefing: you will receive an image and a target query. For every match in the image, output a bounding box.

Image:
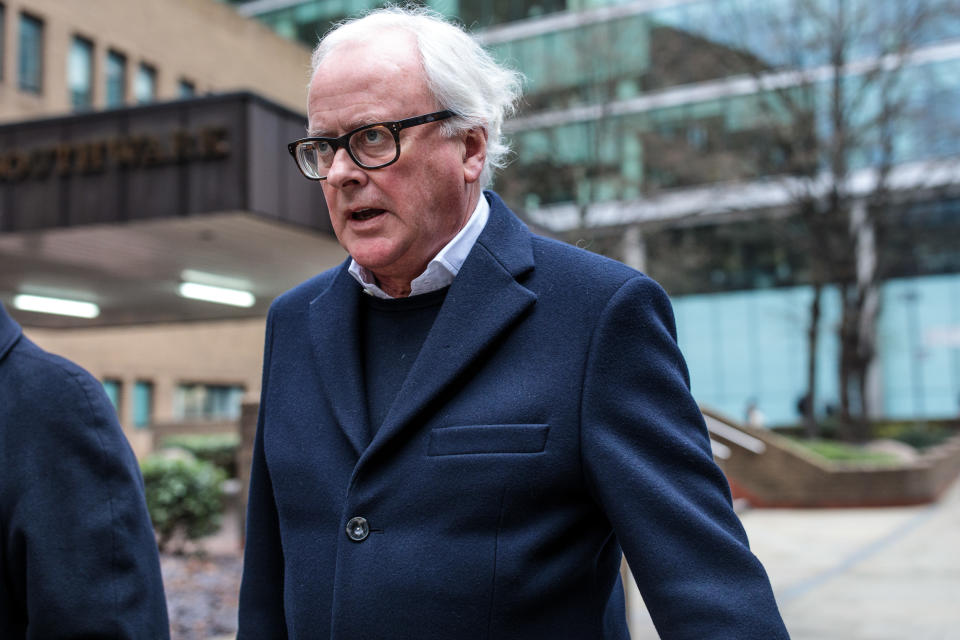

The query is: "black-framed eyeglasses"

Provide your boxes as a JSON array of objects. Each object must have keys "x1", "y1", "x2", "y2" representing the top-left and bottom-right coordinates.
[{"x1": 287, "y1": 110, "x2": 455, "y2": 181}]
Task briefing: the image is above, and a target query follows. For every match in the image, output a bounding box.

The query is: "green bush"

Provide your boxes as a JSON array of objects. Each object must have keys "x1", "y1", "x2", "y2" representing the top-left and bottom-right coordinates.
[
  {"x1": 161, "y1": 433, "x2": 240, "y2": 477},
  {"x1": 141, "y1": 453, "x2": 226, "y2": 554},
  {"x1": 872, "y1": 422, "x2": 954, "y2": 450}
]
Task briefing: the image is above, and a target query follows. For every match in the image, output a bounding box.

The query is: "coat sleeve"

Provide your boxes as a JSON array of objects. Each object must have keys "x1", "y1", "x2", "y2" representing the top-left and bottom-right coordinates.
[
  {"x1": 1, "y1": 353, "x2": 169, "y2": 639},
  {"x1": 580, "y1": 275, "x2": 789, "y2": 639},
  {"x1": 237, "y1": 309, "x2": 288, "y2": 639}
]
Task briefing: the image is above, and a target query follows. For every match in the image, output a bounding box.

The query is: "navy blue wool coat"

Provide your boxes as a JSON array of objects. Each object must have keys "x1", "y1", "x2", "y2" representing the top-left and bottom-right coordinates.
[
  {"x1": 239, "y1": 192, "x2": 789, "y2": 639},
  {"x1": 0, "y1": 304, "x2": 169, "y2": 639}
]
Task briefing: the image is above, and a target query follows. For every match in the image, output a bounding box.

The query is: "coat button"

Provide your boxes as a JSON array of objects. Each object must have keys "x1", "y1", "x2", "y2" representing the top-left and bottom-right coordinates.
[{"x1": 346, "y1": 516, "x2": 369, "y2": 542}]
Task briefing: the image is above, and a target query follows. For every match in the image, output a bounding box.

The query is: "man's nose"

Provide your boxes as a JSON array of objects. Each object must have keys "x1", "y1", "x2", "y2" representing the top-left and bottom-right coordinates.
[{"x1": 325, "y1": 147, "x2": 365, "y2": 188}]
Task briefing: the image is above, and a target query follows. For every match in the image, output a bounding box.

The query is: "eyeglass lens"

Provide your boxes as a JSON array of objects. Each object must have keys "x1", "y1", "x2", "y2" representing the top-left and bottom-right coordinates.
[{"x1": 296, "y1": 124, "x2": 397, "y2": 179}]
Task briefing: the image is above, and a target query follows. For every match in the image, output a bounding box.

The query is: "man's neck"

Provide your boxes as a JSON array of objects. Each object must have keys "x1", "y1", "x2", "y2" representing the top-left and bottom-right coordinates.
[
  {"x1": 376, "y1": 278, "x2": 414, "y2": 299},
  {"x1": 369, "y1": 189, "x2": 485, "y2": 299}
]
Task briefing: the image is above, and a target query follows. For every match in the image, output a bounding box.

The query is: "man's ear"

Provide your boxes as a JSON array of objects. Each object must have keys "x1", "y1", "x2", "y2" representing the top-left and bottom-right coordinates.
[{"x1": 461, "y1": 127, "x2": 487, "y2": 184}]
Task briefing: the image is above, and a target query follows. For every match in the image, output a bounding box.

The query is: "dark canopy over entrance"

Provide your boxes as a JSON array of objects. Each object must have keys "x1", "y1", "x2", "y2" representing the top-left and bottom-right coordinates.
[{"x1": 0, "y1": 92, "x2": 345, "y2": 328}]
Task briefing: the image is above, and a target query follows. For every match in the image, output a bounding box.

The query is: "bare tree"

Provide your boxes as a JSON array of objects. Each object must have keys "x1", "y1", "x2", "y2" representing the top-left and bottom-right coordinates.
[
  {"x1": 497, "y1": 0, "x2": 960, "y2": 437},
  {"x1": 701, "y1": 0, "x2": 960, "y2": 439}
]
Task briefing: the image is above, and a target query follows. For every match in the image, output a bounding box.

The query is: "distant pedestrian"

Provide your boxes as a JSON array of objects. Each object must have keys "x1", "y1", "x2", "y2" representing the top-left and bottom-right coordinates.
[
  {"x1": 746, "y1": 399, "x2": 766, "y2": 428},
  {"x1": 0, "y1": 302, "x2": 169, "y2": 638},
  {"x1": 796, "y1": 393, "x2": 811, "y2": 418}
]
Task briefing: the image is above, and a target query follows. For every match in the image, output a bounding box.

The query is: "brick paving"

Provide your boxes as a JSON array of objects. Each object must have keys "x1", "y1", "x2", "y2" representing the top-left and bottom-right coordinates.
[{"x1": 627, "y1": 476, "x2": 960, "y2": 639}]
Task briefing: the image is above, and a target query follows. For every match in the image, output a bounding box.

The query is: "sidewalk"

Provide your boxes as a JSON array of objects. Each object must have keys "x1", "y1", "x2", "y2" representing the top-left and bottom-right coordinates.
[{"x1": 627, "y1": 476, "x2": 960, "y2": 638}]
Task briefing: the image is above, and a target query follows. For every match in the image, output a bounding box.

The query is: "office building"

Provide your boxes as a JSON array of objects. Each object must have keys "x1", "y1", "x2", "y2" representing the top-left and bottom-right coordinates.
[
  {"x1": 231, "y1": 0, "x2": 960, "y2": 424},
  {"x1": 1, "y1": 0, "x2": 345, "y2": 455}
]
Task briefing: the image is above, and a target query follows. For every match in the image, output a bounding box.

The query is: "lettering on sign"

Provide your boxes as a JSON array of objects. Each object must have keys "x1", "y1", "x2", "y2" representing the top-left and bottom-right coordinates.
[{"x1": 0, "y1": 127, "x2": 230, "y2": 182}]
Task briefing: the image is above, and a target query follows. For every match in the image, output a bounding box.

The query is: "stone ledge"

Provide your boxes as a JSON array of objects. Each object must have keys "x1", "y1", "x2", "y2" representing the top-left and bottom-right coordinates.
[{"x1": 703, "y1": 407, "x2": 960, "y2": 508}]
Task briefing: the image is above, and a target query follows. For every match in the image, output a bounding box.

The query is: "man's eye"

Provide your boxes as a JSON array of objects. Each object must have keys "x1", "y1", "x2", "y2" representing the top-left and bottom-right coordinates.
[
  {"x1": 315, "y1": 140, "x2": 333, "y2": 154},
  {"x1": 362, "y1": 129, "x2": 384, "y2": 143}
]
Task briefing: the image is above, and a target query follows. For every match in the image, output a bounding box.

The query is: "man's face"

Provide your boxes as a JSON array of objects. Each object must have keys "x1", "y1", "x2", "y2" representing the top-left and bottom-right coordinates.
[{"x1": 307, "y1": 31, "x2": 485, "y2": 295}]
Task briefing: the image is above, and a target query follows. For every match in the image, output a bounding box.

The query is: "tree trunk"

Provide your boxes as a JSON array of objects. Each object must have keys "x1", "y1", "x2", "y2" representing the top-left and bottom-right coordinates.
[
  {"x1": 838, "y1": 281, "x2": 854, "y2": 436},
  {"x1": 803, "y1": 282, "x2": 822, "y2": 438},
  {"x1": 839, "y1": 200, "x2": 880, "y2": 442}
]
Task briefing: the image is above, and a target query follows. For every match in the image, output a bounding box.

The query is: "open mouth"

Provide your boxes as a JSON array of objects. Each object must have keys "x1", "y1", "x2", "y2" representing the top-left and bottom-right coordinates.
[{"x1": 351, "y1": 208, "x2": 386, "y2": 221}]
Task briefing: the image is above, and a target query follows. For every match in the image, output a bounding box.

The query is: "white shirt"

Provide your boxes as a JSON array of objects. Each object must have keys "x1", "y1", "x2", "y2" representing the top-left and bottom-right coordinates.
[{"x1": 347, "y1": 194, "x2": 490, "y2": 299}]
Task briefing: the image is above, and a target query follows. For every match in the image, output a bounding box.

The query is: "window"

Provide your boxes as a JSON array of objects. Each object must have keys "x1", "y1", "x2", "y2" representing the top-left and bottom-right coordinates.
[
  {"x1": 459, "y1": 0, "x2": 568, "y2": 29},
  {"x1": 18, "y1": 12, "x2": 43, "y2": 93},
  {"x1": 173, "y1": 383, "x2": 245, "y2": 422},
  {"x1": 178, "y1": 78, "x2": 195, "y2": 98},
  {"x1": 133, "y1": 380, "x2": 154, "y2": 429},
  {"x1": 102, "y1": 379, "x2": 122, "y2": 415},
  {"x1": 68, "y1": 35, "x2": 94, "y2": 109},
  {"x1": 105, "y1": 49, "x2": 126, "y2": 107},
  {"x1": 134, "y1": 62, "x2": 156, "y2": 103}
]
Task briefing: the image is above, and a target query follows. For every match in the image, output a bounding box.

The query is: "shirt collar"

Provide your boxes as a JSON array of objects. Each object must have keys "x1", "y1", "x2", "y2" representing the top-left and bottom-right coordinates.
[{"x1": 348, "y1": 193, "x2": 490, "y2": 299}]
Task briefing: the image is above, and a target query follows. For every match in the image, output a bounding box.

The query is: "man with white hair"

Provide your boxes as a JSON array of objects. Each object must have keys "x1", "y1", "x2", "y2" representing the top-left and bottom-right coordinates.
[{"x1": 239, "y1": 7, "x2": 788, "y2": 639}]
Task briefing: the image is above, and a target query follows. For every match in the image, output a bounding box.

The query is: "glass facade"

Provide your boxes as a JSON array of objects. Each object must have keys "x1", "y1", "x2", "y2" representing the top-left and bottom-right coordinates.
[
  {"x1": 18, "y1": 12, "x2": 43, "y2": 93},
  {"x1": 227, "y1": 0, "x2": 421, "y2": 45},
  {"x1": 881, "y1": 275, "x2": 960, "y2": 419},
  {"x1": 229, "y1": 0, "x2": 960, "y2": 214},
  {"x1": 134, "y1": 62, "x2": 156, "y2": 104},
  {"x1": 227, "y1": 0, "x2": 960, "y2": 422},
  {"x1": 674, "y1": 285, "x2": 840, "y2": 425},
  {"x1": 676, "y1": 272, "x2": 960, "y2": 424},
  {"x1": 68, "y1": 36, "x2": 94, "y2": 110},
  {"x1": 497, "y1": 23, "x2": 960, "y2": 212},
  {"x1": 105, "y1": 49, "x2": 126, "y2": 107},
  {"x1": 459, "y1": 0, "x2": 566, "y2": 29}
]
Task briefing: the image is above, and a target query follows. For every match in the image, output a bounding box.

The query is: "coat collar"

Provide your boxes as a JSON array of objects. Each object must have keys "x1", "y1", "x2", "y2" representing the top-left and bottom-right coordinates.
[
  {"x1": 0, "y1": 302, "x2": 23, "y2": 362},
  {"x1": 308, "y1": 265, "x2": 372, "y2": 457},
  {"x1": 308, "y1": 191, "x2": 537, "y2": 460}
]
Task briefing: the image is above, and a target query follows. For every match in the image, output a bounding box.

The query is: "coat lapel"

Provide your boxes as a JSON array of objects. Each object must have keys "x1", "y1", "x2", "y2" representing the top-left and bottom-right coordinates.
[
  {"x1": 0, "y1": 303, "x2": 23, "y2": 361},
  {"x1": 308, "y1": 264, "x2": 372, "y2": 458},
  {"x1": 361, "y1": 194, "x2": 537, "y2": 465}
]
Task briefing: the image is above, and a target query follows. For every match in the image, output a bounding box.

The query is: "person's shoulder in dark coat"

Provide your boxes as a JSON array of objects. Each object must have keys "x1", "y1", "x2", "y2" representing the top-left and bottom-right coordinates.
[{"x1": 0, "y1": 304, "x2": 170, "y2": 639}]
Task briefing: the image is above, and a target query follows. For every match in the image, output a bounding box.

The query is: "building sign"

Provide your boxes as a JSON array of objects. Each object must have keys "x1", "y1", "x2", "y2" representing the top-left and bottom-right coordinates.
[
  {"x1": 0, "y1": 127, "x2": 230, "y2": 182},
  {"x1": 0, "y1": 93, "x2": 329, "y2": 235}
]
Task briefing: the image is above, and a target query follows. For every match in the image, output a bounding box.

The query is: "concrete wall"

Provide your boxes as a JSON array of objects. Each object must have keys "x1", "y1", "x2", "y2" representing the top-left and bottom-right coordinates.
[
  {"x1": 0, "y1": 0, "x2": 311, "y2": 122},
  {"x1": 706, "y1": 407, "x2": 960, "y2": 507}
]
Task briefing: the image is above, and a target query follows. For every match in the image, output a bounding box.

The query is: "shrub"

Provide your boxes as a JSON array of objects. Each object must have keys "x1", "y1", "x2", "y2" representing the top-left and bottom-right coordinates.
[
  {"x1": 161, "y1": 433, "x2": 240, "y2": 477},
  {"x1": 873, "y1": 422, "x2": 954, "y2": 450},
  {"x1": 141, "y1": 453, "x2": 226, "y2": 554}
]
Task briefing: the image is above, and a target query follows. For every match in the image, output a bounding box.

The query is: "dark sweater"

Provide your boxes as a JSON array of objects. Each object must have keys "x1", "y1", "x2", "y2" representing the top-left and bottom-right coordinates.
[{"x1": 361, "y1": 286, "x2": 449, "y2": 434}]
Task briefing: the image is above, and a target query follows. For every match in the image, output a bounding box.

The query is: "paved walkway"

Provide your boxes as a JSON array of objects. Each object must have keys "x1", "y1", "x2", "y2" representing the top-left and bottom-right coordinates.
[{"x1": 626, "y1": 476, "x2": 960, "y2": 639}]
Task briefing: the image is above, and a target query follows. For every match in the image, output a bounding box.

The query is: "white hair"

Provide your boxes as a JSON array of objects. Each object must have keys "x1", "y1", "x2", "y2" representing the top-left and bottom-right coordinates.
[{"x1": 310, "y1": 6, "x2": 524, "y2": 188}]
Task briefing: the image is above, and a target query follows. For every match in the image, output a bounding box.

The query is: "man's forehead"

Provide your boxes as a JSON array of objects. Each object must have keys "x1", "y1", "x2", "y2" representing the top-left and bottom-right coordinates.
[
  {"x1": 306, "y1": 105, "x2": 386, "y2": 137},
  {"x1": 310, "y1": 39, "x2": 422, "y2": 98},
  {"x1": 307, "y1": 36, "x2": 433, "y2": 135},
  {"x1": 306, "y1": 81, "x2": 430, "y2": 135}
]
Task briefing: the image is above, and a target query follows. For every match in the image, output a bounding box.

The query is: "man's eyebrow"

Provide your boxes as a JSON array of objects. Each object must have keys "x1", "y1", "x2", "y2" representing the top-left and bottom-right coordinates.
[
  {"x1": 307, "y1": 117, "x2": 385, "y2": 138},
  {"x1": 306, "y1": 124, "x2": 334, "y2": 137}
]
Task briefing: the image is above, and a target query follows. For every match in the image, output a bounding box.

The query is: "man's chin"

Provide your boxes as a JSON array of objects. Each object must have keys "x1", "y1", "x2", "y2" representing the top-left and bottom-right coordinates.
[{"x1": 348, "y1": 246, "x2": 403, "y2": 275}]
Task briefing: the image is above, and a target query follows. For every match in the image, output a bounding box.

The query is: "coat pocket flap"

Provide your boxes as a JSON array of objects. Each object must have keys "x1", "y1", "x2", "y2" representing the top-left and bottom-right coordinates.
[{"x1": 427, "y1": 424, "x2": 550, "y2": 456}]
